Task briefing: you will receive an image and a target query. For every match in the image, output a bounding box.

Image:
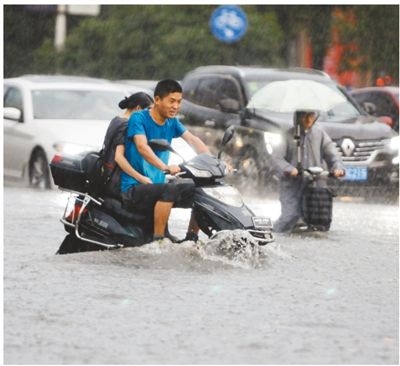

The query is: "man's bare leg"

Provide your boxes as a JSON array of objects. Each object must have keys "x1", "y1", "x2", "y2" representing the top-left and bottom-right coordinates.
[
  {"x1": 153, "y1": 201, "x2": 174, "y2": 238},
  {"x1": 175, "y1": 211, "x2": 200, "y2": 242},
  {"x1": 186, "y1": 211, "x2": 200, "y2": 235}
]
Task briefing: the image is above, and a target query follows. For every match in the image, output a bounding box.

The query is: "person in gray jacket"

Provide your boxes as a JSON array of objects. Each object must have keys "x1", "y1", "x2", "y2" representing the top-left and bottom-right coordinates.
[{"x1": 270, "y1": 110, "x2": 345, "y2": 233}]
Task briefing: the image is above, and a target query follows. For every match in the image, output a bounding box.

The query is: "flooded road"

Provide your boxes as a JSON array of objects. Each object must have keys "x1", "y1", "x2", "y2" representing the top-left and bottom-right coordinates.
[{"x1": 3, "y1": 185, "x2": 399, "y2": 364}]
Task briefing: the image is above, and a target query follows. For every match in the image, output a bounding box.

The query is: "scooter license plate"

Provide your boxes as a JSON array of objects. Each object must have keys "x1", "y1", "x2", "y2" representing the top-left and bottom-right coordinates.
[
  {"x1": 252, "y1": 216, "x2": 272, "y2": 229},
  {"x1": 342, "y1": 166, "x2": 368, "y2": 181}
]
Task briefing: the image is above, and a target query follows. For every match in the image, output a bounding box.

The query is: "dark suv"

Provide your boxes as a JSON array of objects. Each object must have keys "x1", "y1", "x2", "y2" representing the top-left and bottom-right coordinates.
[{"x1": 180, "y1": 65, "x2": 399, "y2": 194}]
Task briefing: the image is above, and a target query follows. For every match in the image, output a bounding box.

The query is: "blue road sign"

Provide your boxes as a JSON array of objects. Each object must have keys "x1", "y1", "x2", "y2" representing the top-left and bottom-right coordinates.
[{"x1": 209, "y1": 5, "x2": 248, "y2": 44}]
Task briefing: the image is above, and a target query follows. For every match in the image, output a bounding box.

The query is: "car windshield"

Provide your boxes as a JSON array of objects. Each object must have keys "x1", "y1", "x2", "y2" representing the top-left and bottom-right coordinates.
[
  {"x1": 32, "y1": 89, "x2": 125, "y2": 120},
  {"x1": 246, "y1": 79, "x2": 360, "y2": 120}
]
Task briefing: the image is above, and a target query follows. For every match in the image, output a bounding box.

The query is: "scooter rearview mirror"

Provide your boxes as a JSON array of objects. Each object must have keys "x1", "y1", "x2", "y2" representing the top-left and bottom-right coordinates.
[
  {"x1": 218, "y1": 125, "x2": 236, "y2": 159},
  {"x1": 221, "y1": 125, "x2": 235, "y2": 147},
  {"x1": 148, "y1": 139, "x2": 174, "y2": 152}
]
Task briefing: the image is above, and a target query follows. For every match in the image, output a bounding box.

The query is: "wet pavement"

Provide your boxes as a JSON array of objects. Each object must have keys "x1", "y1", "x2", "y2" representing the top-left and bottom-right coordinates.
[{"x1": 3, "y1": 185, "x2": 399, "y2": 364}]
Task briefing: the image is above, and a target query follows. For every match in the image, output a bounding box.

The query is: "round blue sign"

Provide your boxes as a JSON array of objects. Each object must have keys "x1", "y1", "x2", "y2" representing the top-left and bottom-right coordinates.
[{"x1": 209, "y1": 5, "x2": 248, "y2": 44}]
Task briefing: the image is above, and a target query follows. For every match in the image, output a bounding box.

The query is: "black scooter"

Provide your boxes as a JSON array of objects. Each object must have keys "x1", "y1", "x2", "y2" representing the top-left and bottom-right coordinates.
[{"x1": 50, "y1": 127, "x2": 275, "y2": 254}]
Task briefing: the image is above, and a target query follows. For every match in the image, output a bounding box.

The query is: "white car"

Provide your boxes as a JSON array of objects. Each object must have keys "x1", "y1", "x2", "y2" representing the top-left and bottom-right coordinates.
[
  {"x1": 3, "y1": 74, "x2": 195, "y2": 189},
  {"x1": 114, "y1": 79, "x2": 158, "y2": 92},
  {"x1": 4, "y1": 75, "x2": 129, "y2": 188}
]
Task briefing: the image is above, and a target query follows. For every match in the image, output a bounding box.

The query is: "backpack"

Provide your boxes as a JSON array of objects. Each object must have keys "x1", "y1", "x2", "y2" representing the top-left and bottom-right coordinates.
[
  {"x1": 81, "y1": 150, "x2": 111, "y2": 197},
  {"x1": 82, "y1": 151, "x2": 107, "y2": 196},
  {"x1": 99, "y1": 117, "x2": 128, "y2": 198},
  {"x1": 80, "y1": 117, "x2": 127, "y2": 197}
]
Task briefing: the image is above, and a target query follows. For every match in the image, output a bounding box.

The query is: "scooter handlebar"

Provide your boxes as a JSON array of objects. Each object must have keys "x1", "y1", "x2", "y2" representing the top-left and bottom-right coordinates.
[{"x1": 303, "y1": 169, "x2": 331, "y2": 178}]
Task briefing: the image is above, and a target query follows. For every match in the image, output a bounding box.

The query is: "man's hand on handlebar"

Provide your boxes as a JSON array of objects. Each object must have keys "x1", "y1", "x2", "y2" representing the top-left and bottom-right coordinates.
[
  {"x1": 284, "y1": 167, "x2": 299, "y2": 177},
  {"x1": 164, "y1": 164, "x2": 181, "y2": 175},
  {"x1": 331, "y1": 169, "x2": 345, "y2": 178}
]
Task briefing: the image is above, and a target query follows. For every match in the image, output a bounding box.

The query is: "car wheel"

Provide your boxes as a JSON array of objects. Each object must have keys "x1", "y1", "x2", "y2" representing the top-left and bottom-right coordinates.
[
  {"x1": 29, "y1": 149, "x2": 51, "y2": 189},
  {"x1": 232, "y1": 148, "x2": 261, "y2": 194}
]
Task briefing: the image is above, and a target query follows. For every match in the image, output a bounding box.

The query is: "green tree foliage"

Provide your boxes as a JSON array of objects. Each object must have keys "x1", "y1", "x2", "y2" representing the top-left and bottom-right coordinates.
[
  {"x1": 350, "y1": 5, "x2": 399, "y2": 82},
  {"x1": 50, "y1": 5, "x2": 284, "y2": 80},
  {"x1": 4, "y1": 5, "x2": 55, "y2": 77},
  {"x1": 3, "y1": 4, "x2": 399, "y2": 84},
  {"x1": 272, "y1": 5, "x2": 334, "y2": 69}
]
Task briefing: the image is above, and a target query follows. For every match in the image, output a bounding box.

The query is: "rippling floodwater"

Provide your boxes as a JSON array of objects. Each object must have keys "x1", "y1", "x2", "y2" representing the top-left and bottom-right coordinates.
[{"x1": 3, "y1": 186, "x2": 399, "y2": 364}]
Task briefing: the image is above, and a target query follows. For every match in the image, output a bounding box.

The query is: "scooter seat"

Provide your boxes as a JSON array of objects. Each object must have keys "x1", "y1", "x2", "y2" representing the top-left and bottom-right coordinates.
[{"x1": 102, "y1": 197, "x2": 149, "y2": 223}]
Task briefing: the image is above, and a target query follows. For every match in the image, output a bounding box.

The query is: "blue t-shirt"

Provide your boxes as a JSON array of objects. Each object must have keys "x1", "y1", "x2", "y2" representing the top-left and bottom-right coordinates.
[{"x1": 121, "y1": 109, "x2": 186, "y2": 192}]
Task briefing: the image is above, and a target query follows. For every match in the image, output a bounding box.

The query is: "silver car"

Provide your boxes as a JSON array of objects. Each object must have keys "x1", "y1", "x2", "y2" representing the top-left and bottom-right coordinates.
[{"x1": 4, "y1": 75, "x2": 128, "y2": 188}]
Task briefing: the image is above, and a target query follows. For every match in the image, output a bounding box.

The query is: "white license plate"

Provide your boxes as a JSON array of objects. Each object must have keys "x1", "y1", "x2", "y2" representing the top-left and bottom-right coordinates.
[
  {"x1": 252, "y1": 216, "x2": 272, "y2": 229},
  {"x1": 343, "y1": 166, "x2": 368, "y2": 181}
]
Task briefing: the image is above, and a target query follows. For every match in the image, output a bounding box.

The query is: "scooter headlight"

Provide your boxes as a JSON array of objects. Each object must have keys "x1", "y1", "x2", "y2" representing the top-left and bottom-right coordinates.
[
  {"x1": 186, "y1": 166, "x2": 212, "y2": 178},
  {"x1": 202, "y1": 186, "x2": 243, "y2": 207}
]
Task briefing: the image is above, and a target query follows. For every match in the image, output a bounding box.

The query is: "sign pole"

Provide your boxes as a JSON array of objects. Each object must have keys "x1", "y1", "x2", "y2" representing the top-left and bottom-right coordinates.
[
  {"x1": 54, "y1": 4, "x2": 67, "y2": 52},
  {"x1": 54, "y1": 5, "x2": 100, "y2": 52}
]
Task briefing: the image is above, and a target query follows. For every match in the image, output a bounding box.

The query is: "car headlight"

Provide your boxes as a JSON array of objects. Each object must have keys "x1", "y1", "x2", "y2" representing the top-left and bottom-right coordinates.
[
  {"x1": 389, "y1": 136, "x2": 399, "y2": 151},
  {"x1": 53, "y1": 142, "x2": 98, "y2": 155},
  {"x1": 389, "y1": 136, "x2": 399, "y2": 165},
  {"x1": 202, "y1": 186, "x2": 243, "y2": 207},
  {"x1": 264, "y1": 131, "x2": 282, "y2": 154}
]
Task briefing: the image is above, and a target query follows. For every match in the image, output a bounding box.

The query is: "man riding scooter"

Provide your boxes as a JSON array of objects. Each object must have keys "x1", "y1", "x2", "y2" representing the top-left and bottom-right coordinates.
[
  {"x1": 270, "y1": 110, "x2": 345, "y2": 233},
  {"x1": 120, "y1": 79, "x2": 210, "y2": 242}
]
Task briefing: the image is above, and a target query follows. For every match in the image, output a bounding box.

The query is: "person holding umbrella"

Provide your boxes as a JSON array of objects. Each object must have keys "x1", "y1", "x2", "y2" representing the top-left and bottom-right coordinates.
[{"x1": 270, "y1": 110, "x2": 345, "y2": 233}]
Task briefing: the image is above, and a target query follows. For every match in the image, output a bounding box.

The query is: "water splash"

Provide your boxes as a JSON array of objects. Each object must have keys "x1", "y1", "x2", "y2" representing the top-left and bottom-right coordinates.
[
  {"x1": 125, "y1": 230, "x2": 266, "y2": 269},
  {"x1": 67, "y1": 230, "x2": 284, "y2": 271},
  {"x1": 195, "y1": 230, "x2": 264, "y2": 269}
]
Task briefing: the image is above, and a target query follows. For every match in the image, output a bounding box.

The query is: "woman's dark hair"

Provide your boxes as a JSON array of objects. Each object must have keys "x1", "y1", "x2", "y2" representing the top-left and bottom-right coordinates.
[
  {"x1": 118, "y1": 92, "x2": 154, "y2": 110},
  {"x1": 154, "y1": 79, "x2": 182, "y2": 99}
]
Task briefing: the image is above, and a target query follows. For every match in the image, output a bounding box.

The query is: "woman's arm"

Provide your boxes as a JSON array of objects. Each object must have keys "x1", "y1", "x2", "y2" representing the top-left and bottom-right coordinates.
[{"x1": 114, "y1": 144, "x2": 152, "y2": 184}]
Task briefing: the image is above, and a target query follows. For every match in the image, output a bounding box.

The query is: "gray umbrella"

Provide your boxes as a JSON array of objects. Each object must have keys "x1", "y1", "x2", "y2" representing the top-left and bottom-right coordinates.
[{"x1": 248, "y1": 79, "x2": 346, "y2": 112}]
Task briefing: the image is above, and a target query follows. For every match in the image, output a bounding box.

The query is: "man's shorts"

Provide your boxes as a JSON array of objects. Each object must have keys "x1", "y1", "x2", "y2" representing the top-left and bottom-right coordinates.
[
  {"x1": 172, "y1": 182, "x2": 195, "y2": 208},
  {"x1": 121, "y1": 183, "x2": 195, "y2": 212}
]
